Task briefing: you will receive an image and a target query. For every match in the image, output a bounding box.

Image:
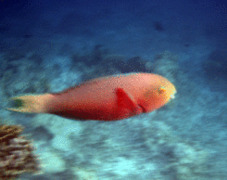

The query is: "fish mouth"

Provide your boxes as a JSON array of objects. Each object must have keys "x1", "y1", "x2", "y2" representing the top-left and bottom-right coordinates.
[
  {"x1": 170, "y1": 94, "x2": 175, "y2": 99},
  {"x1": 170, "y1": 90, "x2": 177, "y2": 100}
]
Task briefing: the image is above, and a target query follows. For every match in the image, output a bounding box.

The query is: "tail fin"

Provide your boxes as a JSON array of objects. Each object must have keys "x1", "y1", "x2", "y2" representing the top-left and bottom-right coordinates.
[{"x1": 7, "y1": 94, "x2": 52, "y2": 113}]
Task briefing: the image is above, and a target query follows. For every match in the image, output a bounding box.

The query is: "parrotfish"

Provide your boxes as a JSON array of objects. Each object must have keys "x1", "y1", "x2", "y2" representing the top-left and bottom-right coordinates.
[{"x1": 8, "y1": 73, "x2": 176, "y2": 121}]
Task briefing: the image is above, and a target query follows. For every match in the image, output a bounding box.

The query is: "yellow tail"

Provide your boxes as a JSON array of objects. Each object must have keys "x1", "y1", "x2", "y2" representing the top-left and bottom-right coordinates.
[{"x1": 7, "y1": 94, "x2": 52, "y2": 113}]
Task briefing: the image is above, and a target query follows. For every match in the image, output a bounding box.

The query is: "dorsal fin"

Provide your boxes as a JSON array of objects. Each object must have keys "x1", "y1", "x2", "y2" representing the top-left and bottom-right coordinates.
[{"x1": 52, "y1": 79, "x2": 100, "y2": 96}]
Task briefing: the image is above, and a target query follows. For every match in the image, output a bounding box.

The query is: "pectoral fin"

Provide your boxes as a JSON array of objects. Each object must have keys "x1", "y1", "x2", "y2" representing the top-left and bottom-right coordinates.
[{"x1": 116, "y1": 88, "x2": 142, "y2": 115}]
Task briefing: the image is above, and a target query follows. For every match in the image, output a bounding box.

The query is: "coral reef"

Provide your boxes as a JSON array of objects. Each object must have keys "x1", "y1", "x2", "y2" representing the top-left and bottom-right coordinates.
[
  {"x1": 71, "y1": 45, "x2": 150, "y2": 81},
  {"x1": 203, "y1": 49, "x2": 227, "y2": 80},
  {"x1": 1, "y1": 57, "x2": 50, "y2": 98},
  {"x1": 72, "y1": 48, "x2": 180, "y2": 85},
  {"x1": 153, "y1": 21, "x2": 165, "y2": 32},
  {"x1": 202, "y1": 49, "x2": 227, "y2": 91},
  {"x1": 0, "y1": 124, "x2": 39, "y2": 180},
  {"x1": 153, "y1": 51, "x2": 179, "y2": 84}
]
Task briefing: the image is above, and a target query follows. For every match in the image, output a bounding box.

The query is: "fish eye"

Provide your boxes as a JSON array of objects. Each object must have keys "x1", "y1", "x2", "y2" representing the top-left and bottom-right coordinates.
[{"x1": 158, "y1": 86, "x2": 166, "y2": 94}]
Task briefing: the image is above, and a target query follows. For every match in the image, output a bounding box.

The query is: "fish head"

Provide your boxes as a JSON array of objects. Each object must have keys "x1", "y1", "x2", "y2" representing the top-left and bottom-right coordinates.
[
  {"x1": 157, "y1": 81, "x2": 177, "y2": 103},
  {"x1": 142, "y1": 75, "x2": 177, "y2": 111}
]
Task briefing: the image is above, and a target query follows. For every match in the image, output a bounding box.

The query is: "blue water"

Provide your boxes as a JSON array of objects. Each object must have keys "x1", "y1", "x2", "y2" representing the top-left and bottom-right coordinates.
[{"x1": 0, "y1": 0, "x2": 226, "y2": 179}]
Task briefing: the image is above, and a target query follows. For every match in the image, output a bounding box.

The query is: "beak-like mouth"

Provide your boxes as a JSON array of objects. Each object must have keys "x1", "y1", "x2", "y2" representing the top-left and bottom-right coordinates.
[
  {"x1": 170, "y1": 90, "x2": 177, "y2": 100},
  {"x1": 170, "y1": 94, "x2": 175, "y2": 99}
]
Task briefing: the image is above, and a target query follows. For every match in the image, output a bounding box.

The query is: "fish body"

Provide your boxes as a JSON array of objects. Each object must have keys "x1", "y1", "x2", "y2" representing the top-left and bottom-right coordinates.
[{"x1": 8, "y1": 73, "x2": 176, "y2": 121}]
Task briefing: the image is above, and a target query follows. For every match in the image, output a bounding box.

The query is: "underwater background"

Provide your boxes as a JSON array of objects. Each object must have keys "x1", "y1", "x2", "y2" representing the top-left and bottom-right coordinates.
[{"x1": 0, "y1": 0, "x2": 226, "y2": 179}]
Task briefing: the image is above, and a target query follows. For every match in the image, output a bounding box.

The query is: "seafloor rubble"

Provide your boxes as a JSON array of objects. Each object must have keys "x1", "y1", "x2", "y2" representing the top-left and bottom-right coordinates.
[{"x1": 0, "y1": 47, "x2": 223, "y2": 179}]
